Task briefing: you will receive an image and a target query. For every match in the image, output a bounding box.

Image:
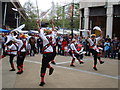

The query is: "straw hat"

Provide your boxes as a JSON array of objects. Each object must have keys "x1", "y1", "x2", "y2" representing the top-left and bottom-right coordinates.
[
  {"x1": 93, "y1": 26, "x2": 101, "y2": 31},
  {"x1": 91, "y1": 34, "x2": 96, "y2": 37},
  {"x1": 21, "y1": 34, "x2": 27, "y2": 38}
]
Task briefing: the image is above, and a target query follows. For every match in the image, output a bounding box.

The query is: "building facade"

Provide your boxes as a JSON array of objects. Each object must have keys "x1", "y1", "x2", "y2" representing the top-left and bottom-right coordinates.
[
  {"x1": 0, "y1": 0, "x2": 27, "y2": 29},
  {"x1": 79, "y1": 1, "x2": 120, "y2": 38}
]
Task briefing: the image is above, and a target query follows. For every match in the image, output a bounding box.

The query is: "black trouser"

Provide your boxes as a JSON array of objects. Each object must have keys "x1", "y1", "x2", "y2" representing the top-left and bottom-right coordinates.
[
  {"x1": 61, "y1": 50, "x2": 64, "y2": 55},
  {"x1": 90, "y1": 49, "x2": 98, "y2": 66},
  {"x1": 69, "y1": 51, "x2": 83, "y2": 60},
  {"x1": 118, "y1": 52, "x2": 120, "y2": 60},
  {"x1": 111, "y1": 50, "x2": 117, "y2": 59},
  {"x1": 37, "y1": 44, "x2": 43, "y2": 53},
  {"x1": 30, "y1": 45, "x2": 36, "y2": 56},
  {"x1": 2, "y1": 44, "x2": 5, "y2": 55},
  {"x1": 8, "y1": 54, "x2": 16, "y2": 69},
  {"x1": 17, "y1": 52, "x2": 26, "y2": 70},
  {"x1": 104, "y1": 49, "x2": 110, "y2": 58},
  {"x1": 52, "y1": 46, "x2": 56, "y2": 60},
  {"x1": 0, "y1": 48, "x2": 2, "y2": 56},
  {"x1": 57, "y1": 44, "x2": 61, "y2": 55},
  {"x1": 40, "y1": 53, "x2": 54, "y2": 77},
  {"x1": 9, "y1": 54, "x2": 16, "y2": 65}
]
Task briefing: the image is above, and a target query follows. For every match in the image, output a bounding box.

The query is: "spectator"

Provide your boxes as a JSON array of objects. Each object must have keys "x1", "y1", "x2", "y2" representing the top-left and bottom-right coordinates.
[
  {"x1": 104, "y1": 40, "x2": 110, "y2": 58},
  {"x1": 56, "y1": 35, "x2": 62, "y2": 55},
  {"x1": 61, "y1": 38, "x2": 68, "y2": 55},
  {"x1": 2, "y1": 33, "x2": 7, "y2": 54},
  {"x1": 111, "y1": 37, "x2": 118, "y2": 59},
  {"x1": 118, "y1": 42, "x2": 120, "y2": 60},
  {"x1": 105, "y1": 35, "x2": 111, "y2": 42},
  {"x1": 0, "y1": 34, "x2": 2, "y2": 55},
  {"x1": 29, "y1": 36, "x2": 37, "y2": 56},
  {"x1": 37, "y1": 37, "x2": 43, "y2": 53}
]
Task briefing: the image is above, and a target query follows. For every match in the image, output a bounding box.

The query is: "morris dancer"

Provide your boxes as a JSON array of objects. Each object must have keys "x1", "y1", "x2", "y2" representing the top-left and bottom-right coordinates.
[
  {"x1": 4, "y1": 40, "x2": 18, "y2": 71},
  {"x1": 5, "y1": 32, "x2": 27, "y2": 74},
  {"x1": 50, "y1": 20, "x2": 57, "y2": 65},
  {"x1": 69, "y1": 39, "x2": 84, "y2": 67},
  {"x1": 37, "y1": 20, "x2": 55, "y2": 86},
  {"x1": 16, "y1": 34, "x2": 27, "y2": 74},
  {"x1": 87, "y1": 27, "x2": 104, "y2": 71}
]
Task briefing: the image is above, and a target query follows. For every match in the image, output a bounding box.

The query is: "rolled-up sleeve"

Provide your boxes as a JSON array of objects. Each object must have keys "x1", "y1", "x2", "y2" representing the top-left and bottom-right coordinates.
[
  {"x1": 39, "y1": 29, "x2": 48, "y2": 43},
  {"x1": 96, "y1": 37, "x2": 102, "y2": 42},
  {"x1": 12, "y1": 37, "x2": 23, "y2": 51}
]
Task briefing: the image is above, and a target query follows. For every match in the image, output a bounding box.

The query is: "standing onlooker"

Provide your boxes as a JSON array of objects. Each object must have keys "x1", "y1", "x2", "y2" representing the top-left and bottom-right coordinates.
[
  {"x1": 111, "y1": 37, "x2": 118, "y2": 59},
  {"x1": 0, "y1": 34, "x2": 2, "y2": 55},
  {"x1": 2, "y1": 33, "x2": 7, "y2": 55},
  {"x1": 61, "y1": 38, "x2": 68, "y2": 56},
  {"x1": 118, "y1": 41, "x2": 120, "y2": 60},
  {"x1": 37, "y1": 37, "x2": 43, "y2": 53},
  {"x1": 29, "y1": 36, "x2": 37, "y2": 56},
  {"x1": 104, "y1": 40, "x2": 110, "y2": 58},
  {"x1": 105, "y1": 35, "x2": 111, "y2": 42},
  {"x1": 56, "y1": 35, "x2": 62, "y2": 55}
]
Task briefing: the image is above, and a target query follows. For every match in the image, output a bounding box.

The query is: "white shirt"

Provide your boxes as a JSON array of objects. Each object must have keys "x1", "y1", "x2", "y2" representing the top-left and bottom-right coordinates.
[
  {"x1": 8, "y1": 43, "x2": 18, "y2": 55},
  {"x1": 87, "y1": 37, "x2": 102, "y2": 52},
  {"x1": 39, "y1": 29, "x2": 53, "y2": 52},
  {"x1": 5, "y1": 34, "x2": 23, "y2": 52},
  {"x1": 70, "y1": 43, "x2": 79, "y2": 54},
  {"x1": 20, "y1": 39, "x2": 27, "y2": 52},
  {"x1": 12, "y1": 37, "x2": 23, "y2": 52},
  {"x1": 50, "y1": 31, "x2": 57, "y2": 45}
]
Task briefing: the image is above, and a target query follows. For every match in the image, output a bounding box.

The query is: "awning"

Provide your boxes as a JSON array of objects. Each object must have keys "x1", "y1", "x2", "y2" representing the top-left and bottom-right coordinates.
[{"x1": 0, "y1": 28, "x2": 11, "y2": 33}]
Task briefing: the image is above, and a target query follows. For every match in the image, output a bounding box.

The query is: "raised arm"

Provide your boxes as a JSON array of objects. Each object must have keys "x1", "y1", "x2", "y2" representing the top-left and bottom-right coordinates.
[
  {"x1": 50, "y1": 19, "x2": 55, "y2": 31},
  {"x1": 36, "y1": 20, "x2": 41, "y2": 33},
  {"x1": 85, "y1": 30, "x2": 91, "y2": 40}
]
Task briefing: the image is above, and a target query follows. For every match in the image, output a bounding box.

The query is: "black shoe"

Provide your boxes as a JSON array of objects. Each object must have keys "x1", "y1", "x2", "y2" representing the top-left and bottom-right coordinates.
[
  {"x1": 80, "y1": 62, "x2": 84, "y2": 64},
  {"x1": 39, "y1": 82, "x2": 45, "y2": 86},
  {"x1": 70, "y1": 64, "x2": 75, "y2": 67},
  {"x1": 9, "y1": 69, "x2": 15, "y2": 71},
  {"x1": 16, "y1": 71, "x2": 22, "y2": 74},
  {"x1": 21, "y1": 70, "x2": 23, "y2": 74},
  {"x1": 49, "y1": 68, "x2": 54, "y2": 75},
  {"x1": 100, "y1": 61, "x2": 104, "y2": 64},
  {"x1": 51, "y1": 62, "x2": 56, "y2": 65},
  {"x1": 93, "y1": 67, "x2": 98, "y2": 71}
]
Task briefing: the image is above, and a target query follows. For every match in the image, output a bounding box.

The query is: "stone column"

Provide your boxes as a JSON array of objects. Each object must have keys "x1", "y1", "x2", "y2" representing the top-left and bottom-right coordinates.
[
  {"x1": 84, "y1": 7, "x2": 89, "y2": 30},
  {"x1": 106, "y1": 4, "x2": 113, "y2": 38},
  {"x1": 79, "y1": 10, "x2": 82, "y2": 29}
]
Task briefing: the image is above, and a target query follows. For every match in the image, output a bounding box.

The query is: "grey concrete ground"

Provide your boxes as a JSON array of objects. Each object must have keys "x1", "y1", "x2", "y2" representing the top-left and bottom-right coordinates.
[{"x1": 1, "y1": 54, "x2": 119, "y2": 88}]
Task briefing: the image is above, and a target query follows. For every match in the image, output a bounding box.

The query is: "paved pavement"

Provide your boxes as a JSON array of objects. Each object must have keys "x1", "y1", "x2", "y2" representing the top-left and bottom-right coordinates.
[{"x1": 1, "y1": 54, "x2": 119, "y2": 88}]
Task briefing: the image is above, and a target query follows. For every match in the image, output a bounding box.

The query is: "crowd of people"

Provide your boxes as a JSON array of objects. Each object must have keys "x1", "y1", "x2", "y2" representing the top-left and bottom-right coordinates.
[
  {"x1": 1, "y1": 29, "x2": 120, "y2": 60},
  {"x1": 56, "y1": 34, "x2": 120, "y2": 60},
  {"x1": 0, "y1": 20, "x2": 120, "y2": 86}
]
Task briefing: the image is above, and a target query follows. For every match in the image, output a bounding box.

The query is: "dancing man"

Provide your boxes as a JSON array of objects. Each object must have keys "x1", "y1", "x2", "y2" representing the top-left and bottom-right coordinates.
[
  {"x1": 69, "y1": 39, "x2": 84, "y2": 67},
  {"x1": 37, "y1": 20, "x2": 55, "y2": 86},
  {"x1": 87, "y1": 27, "x2": 104, "y2": 71}
]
